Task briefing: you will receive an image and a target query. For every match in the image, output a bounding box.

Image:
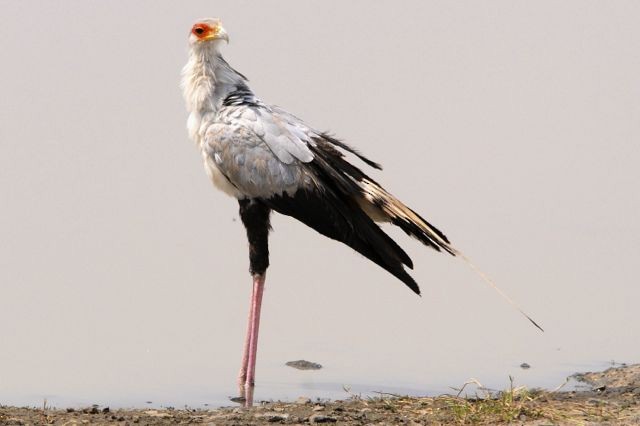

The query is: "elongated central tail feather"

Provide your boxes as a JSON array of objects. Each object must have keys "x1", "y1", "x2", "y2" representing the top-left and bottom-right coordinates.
[
  {"x1": 453, "y1": 250, "x2": 544, "y2": 332},
  {"x1": 360, "y1": 179, "x2": 543, "y2": 332}
]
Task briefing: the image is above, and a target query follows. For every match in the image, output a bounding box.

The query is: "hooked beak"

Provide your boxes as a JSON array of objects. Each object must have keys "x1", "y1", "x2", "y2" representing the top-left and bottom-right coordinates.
[{"x1": 205, "y1": 26, "x2": 229, "y2": 43}]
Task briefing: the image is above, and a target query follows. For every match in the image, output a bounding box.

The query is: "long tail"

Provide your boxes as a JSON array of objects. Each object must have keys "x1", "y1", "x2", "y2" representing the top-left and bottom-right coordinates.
[{"x1": 359, "y1": 179, "x2": 544, "y2": 332}]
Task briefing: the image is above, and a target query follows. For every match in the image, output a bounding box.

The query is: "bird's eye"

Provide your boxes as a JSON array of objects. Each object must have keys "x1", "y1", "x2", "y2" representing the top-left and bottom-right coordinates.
[{"x1": 192, "y1": 24, "x2": 209, "y2": 37}]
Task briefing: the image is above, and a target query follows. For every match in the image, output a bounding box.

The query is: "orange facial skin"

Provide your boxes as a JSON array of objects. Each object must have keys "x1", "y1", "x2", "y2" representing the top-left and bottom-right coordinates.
[{"x1": 192, "y1": 22, "x2": 217, "y2": 40}]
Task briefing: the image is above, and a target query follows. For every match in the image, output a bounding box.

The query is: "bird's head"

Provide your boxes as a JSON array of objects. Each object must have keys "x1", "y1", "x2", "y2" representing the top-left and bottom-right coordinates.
[{"x1": 188, "y1": 18, "x2": 229, "y2": 47}]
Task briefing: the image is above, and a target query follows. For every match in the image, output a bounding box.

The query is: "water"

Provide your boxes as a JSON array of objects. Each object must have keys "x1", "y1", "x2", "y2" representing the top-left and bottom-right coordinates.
[
  {"x1": 1, "y1": 0, "x2": 639, "y2": 410},
  {"x1": 0, "y1": 360, "x2": 614, "y2": 409}
]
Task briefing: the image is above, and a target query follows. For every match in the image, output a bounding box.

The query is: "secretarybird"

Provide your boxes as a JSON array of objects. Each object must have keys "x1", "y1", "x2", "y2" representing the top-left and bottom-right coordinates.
[{"x1": 181, "y1": 18, "x2": 542, "y2": 402}]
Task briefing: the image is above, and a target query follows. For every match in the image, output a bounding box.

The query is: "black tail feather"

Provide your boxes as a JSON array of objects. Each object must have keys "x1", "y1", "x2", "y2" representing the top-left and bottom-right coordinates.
[{"x1": 300, "y1": 134, "x2": 543, "y2": 328}]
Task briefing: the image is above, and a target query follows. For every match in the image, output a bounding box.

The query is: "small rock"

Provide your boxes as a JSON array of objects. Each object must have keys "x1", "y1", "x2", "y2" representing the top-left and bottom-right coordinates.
[
  {"x1": 296, "y1": 396, "x2": 312, "y2": 404},
  {"x1": 285, "y1": 360, "x2": 323, "y2": 370},
  {"x1": 102, "y1": 407, "x2": 110, "y2": 413},
  {"x1": 144, "y1": 410, "x2": 171, "y2": 418},
  {"x1": 254, "y1": 412, "x2": 290, "y2": 422},
  {"x1": 313, "y1": 405, "x2": 325, "y2": 411},
  {"x1": 520, "y1": 363, "x2": 531, "y2": 369},
  {"x1": 309, "y1": 414, "x2": 337, "y2": 423}
]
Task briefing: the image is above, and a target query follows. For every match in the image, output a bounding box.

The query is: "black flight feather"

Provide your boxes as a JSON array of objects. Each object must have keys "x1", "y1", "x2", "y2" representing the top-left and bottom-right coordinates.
[
  {"x1": 262, "y1": 136, "x2": 422, "y2": 294},
  {"x1": 320, "y1": 133, "x2": 383, "y2": 170},
  {"x1": 263, "y1": 188, "x2": 421, "y2": 295},
  {"x1": 315, "y1": 136, "x2": 452, "y2": 253}
]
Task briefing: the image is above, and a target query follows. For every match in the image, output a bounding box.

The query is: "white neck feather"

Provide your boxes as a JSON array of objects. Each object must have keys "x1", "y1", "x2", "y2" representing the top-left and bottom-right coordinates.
[
  {"x1": 181, "y1": 44, "x2": 248, "y2": 143},
  {"x1": 181, "y1": 45, "x2": 246, "y2": 114}
]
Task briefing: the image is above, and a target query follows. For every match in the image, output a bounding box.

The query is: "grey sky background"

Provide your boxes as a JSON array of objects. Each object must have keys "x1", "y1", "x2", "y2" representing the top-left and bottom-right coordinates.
[{"x1": 1, "y1": 0, "x2": 639, "y2": 406}]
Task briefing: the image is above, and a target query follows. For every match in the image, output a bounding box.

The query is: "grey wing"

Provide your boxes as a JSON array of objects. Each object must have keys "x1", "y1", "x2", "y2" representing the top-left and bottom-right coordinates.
[
  {"x1": 255, "y1": 106, "x2": 316, "y2": 164},
  {"x1": 221, "y1": 104, "x2": 315, "y2": 162},
  {"x1": 203, "y1": 106, "x2": 317, "y2": 198}
]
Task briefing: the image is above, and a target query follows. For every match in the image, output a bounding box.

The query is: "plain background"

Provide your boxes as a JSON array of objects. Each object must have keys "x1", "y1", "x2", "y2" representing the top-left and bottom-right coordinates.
[{"x1": 1, "y1": 0, "x2": 639, "y2": 406}]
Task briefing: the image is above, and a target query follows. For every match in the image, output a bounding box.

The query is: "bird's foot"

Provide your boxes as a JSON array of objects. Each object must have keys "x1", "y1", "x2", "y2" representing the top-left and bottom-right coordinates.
[{"x1": 236, "y1": 382, "x2": 255, "y2": 408}]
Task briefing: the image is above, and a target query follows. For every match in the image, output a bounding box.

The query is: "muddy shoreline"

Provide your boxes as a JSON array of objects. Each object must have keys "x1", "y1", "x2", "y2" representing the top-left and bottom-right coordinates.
[{"x1": 2, "y1": 364, "x2": 639, "y2": 425}]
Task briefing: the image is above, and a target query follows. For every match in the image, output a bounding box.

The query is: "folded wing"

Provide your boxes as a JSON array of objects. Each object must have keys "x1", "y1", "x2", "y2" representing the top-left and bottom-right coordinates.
[{"x1": 205, "y1": 104, "x2": 455, "y2": 294}]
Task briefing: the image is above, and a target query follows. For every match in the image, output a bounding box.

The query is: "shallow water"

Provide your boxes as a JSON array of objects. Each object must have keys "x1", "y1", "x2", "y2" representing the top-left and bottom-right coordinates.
[{"x1": 0, "y1": 350, "x2": 626, "y2": 409}]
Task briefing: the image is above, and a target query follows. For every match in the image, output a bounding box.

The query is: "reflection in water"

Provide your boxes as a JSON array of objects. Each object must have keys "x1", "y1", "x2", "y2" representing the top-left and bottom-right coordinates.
[{"x1": 229, "y1": 384, "x2": 254, "y2": 407}]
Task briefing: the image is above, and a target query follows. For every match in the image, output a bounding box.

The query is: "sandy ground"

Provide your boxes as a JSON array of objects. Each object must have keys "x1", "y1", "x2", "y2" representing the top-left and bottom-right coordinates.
[{"x1": 1, "y1": 364, "x2": 639, "y2": 425}]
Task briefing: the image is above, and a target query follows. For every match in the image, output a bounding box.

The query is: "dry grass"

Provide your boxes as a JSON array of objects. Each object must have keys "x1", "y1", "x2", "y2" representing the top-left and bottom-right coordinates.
[{"x1": 355, "y1": 382, "x2": 639, "y2": 425}]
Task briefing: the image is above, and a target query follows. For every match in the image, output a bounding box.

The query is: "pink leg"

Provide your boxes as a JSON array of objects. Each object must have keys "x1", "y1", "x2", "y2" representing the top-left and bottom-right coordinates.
[
  {"x1": 237, "y1": 273, "x2": 266, "y2": 406},
  {"x1": 238, "y1": 283, "x2": 255, "y2": 386},
  {"x1": 245, "y1": 273, "x2": 265, "y2": 387}
]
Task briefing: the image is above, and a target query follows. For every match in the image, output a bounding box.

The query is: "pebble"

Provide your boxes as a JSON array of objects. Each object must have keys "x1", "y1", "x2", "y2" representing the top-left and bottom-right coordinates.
[
  {"x1": 144, "y1": 410, "x2": 171, "y2": 418},
  {"x1": 309, "y1": 414, "x2": 337, "y2": 423},
  {"x1": 313, "y1": 405, "x2": 325, "y2": 411},
  {"x1": 254, "y1": 412, "x2": 290, "y2": 421},
  {"x1": 296, "y1": 396, "x2": 312, "y2": 404},
  {"x1": 520, "y1": 363, "x2": 531, "y2": 369}
]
